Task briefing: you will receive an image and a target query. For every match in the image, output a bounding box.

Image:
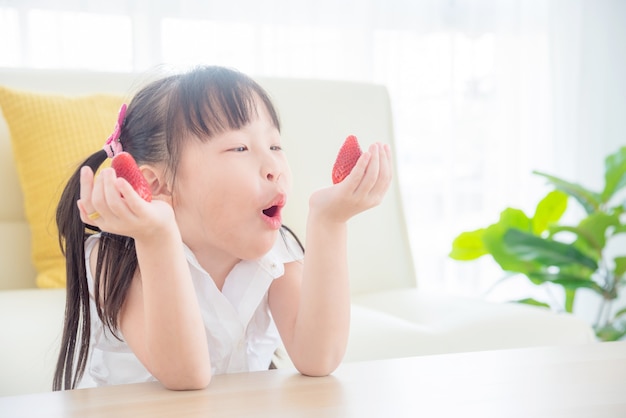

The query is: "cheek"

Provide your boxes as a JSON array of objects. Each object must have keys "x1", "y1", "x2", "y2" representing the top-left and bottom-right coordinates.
[
  {"x1": 282, "y1": 160, "x2": 294, "y2": 192},
  {"x1": 174, "y1": 176, "x2": 244, "y2": 221},
  {"x1": 171, "y1": 174, "x2": 214, "y2": 216}
]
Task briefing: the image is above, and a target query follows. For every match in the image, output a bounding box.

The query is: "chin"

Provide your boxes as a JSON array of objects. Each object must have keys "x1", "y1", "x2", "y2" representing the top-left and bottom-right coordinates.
[{"x1": 238, "y1": 231, "x2": 278, "y2": 260}]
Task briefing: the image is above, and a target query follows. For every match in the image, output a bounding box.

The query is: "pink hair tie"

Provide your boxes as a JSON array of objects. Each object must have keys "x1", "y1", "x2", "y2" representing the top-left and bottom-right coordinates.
[{"x1": 103, "y1": 103, "x2": 127, "y2": 158}]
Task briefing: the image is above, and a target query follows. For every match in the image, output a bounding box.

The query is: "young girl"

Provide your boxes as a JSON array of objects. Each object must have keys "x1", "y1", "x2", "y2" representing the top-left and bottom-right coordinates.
[{"x1": 53, "y1": 65, "x2": 392, "y2": 391}]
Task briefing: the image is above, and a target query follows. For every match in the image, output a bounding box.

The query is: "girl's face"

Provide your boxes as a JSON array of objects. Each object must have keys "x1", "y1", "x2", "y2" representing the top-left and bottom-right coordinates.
[{"x1": 171, "y1": 100, "x2": 292, "y2": 265}]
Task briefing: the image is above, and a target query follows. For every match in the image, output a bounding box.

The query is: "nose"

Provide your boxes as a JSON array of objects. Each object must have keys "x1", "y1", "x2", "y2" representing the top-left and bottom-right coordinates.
[
  {"x1": 263, "y1": 157, "x2": 282, "y2": 183},
  {"x1": 264, "y1": 168, "x2": 280, "y2": 182}
]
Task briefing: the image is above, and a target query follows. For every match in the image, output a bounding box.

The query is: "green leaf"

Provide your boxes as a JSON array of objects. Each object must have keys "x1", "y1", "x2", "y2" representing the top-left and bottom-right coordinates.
[
  {"x1": 613, "y1": 256, "x2": 626, "y2": 277},
  {"x1": 499, "y1": 208, "x2": 532, "y2": 231},
  {"x1": 532, "y1": 190, "x2": 568, "y2": 235},
  {"x1": 614, "y1": 307, "x2": 626, "y2": 320},
  {"x1": 548, "y1": 225, "x2": 600, "y2": 259},
  {"x1": 527, "y1": 271, "x2": 605, "y2": 295},
  {"x1": 474, "y1": 209, "x2": 540, "y2": 273},
  {"x1": 482, "y1": 224, "x2": 539, "y2": 274},
  {"x1": 611, "y1": 224, "x2": 626, "y2": 236},
  {"x1": 502, "y1": 229, "x2": 599, "y2": 271},
  {"x1": 514, "y1": 298, "x2": 551, "y2": 309},
  {"x1": 577, "y1": 212, "x2": 620, "y2": 249},
  {"x1": 449, "y1": 229, "x2": 488, "y2": 260},
  {"x1": 602, "y1": 146, "x2": 626, "y2": 202},
  {"x1": 564, "y1": 288, "x2": 576, "y2": 313},
  {"x1": 533, "y1": 171, "x2": 602, "y2": 214},
  {"x1": 595, "y1": 324, "x2": 626, "y2": 342}
]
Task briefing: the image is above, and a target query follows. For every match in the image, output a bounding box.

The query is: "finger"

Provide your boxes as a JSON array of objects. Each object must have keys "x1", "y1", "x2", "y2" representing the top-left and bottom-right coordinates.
[
  {"x1": 100, "y1": 169, "x2": 146, "y2": 220},
  {"x1": 78, "y1": 166, "x2": 95, "y2": 205},
  {"x1": 113, "y1": 176, "x2": 147, "y2": 216},
  {"x1": 370, "y1": 143, "x2": 393, "y2": 196},
  {"x1": 77, "y1": 166, "x2": 100, "y2": 224},
  {"x1": 383, "y1": 143, "x2": 393, "y2": 183},
  {"x1": 92, "y1": 168, "x2": 118, "y2": 217},
  {"x1": 343, "y1": 149, "x2": 371, "y2": 186},
  {"x1": 355, "y1": 143, "x2": 380, "y2": 195},
  {"x1": 77, "y1": 200, "x2": 92, "y2": 224},
  {"x1": 98, "y1": 168, "x2": 129, "y2": 219}
]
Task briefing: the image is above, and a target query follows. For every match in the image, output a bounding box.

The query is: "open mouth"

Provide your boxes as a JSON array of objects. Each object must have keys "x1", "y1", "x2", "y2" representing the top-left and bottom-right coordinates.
[
  {"x1": 263, "y1": 205, "x2": 280, "y2": 218},
  {"x1": 261, "y1": 195, "x2": 285, "y2": 223}
]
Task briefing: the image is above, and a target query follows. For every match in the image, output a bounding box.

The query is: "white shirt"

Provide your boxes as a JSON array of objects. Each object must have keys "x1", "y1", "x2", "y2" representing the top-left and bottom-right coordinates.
[{"x1": 79, "y1": 230, "x2": 304, "y2": 388}]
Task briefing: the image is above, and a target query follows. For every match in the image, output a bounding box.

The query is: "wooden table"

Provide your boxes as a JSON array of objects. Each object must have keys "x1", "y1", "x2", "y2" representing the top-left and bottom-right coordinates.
[{"x1": 1, "y1": 341, "x2": 625, "y2": 417}]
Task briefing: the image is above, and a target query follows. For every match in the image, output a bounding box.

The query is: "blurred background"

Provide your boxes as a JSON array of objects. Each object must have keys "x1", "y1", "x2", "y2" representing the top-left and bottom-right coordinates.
[{"x1": 1, "y1": 0, "x2": 625, "y2": 315}]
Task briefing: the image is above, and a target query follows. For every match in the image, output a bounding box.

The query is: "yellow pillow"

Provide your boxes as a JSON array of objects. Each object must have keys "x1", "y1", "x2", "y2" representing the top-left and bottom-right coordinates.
[{"x1": 0, "y1": 86, "x2": 124, "y2": 288}]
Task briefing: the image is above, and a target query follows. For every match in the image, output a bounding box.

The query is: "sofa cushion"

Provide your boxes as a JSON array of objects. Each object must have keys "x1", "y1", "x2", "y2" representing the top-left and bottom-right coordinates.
[
  {"x1": 0, "y1": 222, "x2": 37, "y2": 289},
  {"x1": 0, "y1": 288, "x2": 65, "y2": 396},
  {"x1": 0, "y1": 87, "x2": 124, "y2": 288},
  {"x1": 271, "y1": 304, "x2": 440, "y2": 369},
  {"x1": 352, "y1": 288, "x2": 597, "y2": 351}
]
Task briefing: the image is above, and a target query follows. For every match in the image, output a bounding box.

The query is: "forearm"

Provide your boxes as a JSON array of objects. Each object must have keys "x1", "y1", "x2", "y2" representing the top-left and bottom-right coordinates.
[
  {"x1": 290, "y1": 214, "x2": 351, "y2": 375},
  {"x1": 133, "y1": 226, "x2": 211, "y2": 389},
  {"x1": 272, "y1": 142, "x2": 391, "y2": 376}
]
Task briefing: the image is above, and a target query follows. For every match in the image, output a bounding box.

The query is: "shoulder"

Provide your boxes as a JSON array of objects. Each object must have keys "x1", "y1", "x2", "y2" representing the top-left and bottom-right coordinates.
[
  {"x1": 84, "y1": 233, "x2": 101, "y2": 284},
  {"x1": 85, "y1": 233, "x2": 101, "y2": 255}
]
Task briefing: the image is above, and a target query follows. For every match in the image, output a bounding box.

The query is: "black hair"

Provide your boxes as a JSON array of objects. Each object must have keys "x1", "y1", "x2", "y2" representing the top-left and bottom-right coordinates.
[{"x1": 52, "y1": 65, "x2": 298, "y2": 391}]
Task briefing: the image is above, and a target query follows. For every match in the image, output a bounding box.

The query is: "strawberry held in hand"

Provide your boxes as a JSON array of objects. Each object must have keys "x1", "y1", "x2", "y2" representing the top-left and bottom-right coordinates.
[
  {"x1": 111, "y1": 152, "x2": 152, "y2": 202},
  {"x1": 332, "y1": 135, "x2": 363, "y2": 184}
]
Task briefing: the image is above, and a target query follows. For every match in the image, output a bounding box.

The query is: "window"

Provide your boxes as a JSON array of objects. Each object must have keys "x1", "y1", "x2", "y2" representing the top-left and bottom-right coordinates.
[{"x1": 0, "y1": 1, "x2": 563, "y2": 301}]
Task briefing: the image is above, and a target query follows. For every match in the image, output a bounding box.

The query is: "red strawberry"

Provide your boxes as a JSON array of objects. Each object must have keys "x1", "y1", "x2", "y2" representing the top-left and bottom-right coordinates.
[
  {"x1": 111, "y1": 152, "x2": 152, "y2": 202},
  {"x1": 332, "y1": 135, "x2": 363, "y2": 184}
]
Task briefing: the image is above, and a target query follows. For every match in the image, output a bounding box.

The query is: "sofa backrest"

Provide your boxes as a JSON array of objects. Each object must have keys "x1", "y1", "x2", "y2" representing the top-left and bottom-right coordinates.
[{"x1": 0, "y1": 68, "x2": 416, "y2": 294}]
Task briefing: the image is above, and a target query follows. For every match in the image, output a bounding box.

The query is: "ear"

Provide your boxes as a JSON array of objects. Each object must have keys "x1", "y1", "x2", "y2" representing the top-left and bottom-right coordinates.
[{"x1": 140, "y1": 165, "x2": 172, "y2": 201}]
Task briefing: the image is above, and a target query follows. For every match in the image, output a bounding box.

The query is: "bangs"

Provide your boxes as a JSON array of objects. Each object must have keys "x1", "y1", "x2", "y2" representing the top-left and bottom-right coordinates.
[{"x1": 172, "y1": 67, "x2": 280, "y2": 140}]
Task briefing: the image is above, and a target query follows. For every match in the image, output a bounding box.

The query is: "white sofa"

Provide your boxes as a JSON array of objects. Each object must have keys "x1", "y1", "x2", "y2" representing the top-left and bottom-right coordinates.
[{"x1": 0, "y1": 68, "x2": 596, "y2": 397}]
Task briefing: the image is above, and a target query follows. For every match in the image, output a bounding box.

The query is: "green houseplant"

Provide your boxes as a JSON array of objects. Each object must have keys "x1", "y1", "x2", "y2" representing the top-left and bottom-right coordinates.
[{"x1": 450, "y1": 146, "x2": 626, "y2": 341}]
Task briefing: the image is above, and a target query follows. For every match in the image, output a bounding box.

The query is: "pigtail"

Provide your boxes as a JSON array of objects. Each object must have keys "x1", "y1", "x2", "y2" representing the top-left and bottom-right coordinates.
[
  {"x1": 53, "y1": 150, "x2": 107, "y2": 391},
  {"x1": 94, "y1": 233, "x2": 137, "y2": 340}
]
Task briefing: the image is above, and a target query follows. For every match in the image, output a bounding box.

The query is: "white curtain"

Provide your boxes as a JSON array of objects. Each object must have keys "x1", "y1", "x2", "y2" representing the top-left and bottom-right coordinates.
[{"x1": 1, "y1": 0, "x2": 625, "y2": 308}]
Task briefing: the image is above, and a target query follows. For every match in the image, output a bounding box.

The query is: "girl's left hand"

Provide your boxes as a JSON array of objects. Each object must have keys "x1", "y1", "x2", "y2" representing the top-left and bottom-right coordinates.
[{"x1": 308, "y1": 142, "x2": 393, "y2": 224}]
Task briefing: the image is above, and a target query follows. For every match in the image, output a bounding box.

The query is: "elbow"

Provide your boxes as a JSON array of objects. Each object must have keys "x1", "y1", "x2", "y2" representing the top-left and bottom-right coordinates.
[
  {"x1": 160, "y1": 365, "x2": 212, "y2": 391},
  {"x1": 163, "y1": 374, "x2": 211, "y2": 391},
  {"x1": 288, "y1": 339, "x2": 347, "y2": 377},
  {"x1": 294, "y1": 353, "x2": 343, "y2": 377},
  {"x1": 297, "y1": 363, "x2": 339, "y2": 378}
]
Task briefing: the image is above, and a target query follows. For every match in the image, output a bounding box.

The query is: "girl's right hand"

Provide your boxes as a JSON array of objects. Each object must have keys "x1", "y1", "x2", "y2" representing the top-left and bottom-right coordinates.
[{"x1": 76, "y1": 166, "x2": 177, "y2": 240}]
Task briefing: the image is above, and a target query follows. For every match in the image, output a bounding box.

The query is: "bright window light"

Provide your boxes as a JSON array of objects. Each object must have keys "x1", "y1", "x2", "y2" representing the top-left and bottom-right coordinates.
[
  {"x1": 162, "y1": 18, "x2": 256, "y2": 73},
  {"x1": 27, "y1": 9, "x2": 132, "y2": 71},
  {"x1": 0, "y1": 8, "x2": 20, "y2": 67}
]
